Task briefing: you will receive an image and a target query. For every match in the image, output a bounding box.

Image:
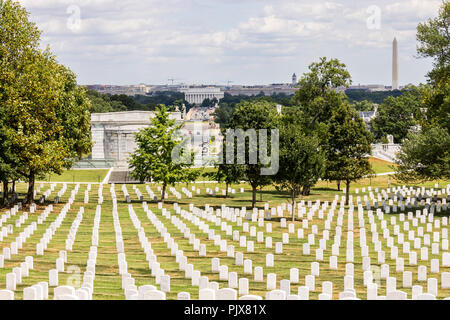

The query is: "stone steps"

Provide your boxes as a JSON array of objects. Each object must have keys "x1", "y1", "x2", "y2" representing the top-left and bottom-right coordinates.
[{"x1": 108, "y1": 170, "x2": 141, "y2": 184}]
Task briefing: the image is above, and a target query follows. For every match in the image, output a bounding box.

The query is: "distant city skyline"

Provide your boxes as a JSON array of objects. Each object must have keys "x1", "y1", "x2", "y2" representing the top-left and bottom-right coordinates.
[{"x1": 18, "y1": 0, "x2": 440, "y2": 86}]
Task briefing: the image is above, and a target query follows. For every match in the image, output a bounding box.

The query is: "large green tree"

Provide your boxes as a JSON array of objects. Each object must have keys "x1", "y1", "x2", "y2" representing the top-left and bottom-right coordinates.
[
  {"x1": 227, "y1": 100, "x2": 278, "y2": 208},
  {"x1": 292, "y1": 57, "x2": 354, "y2": 194},
  {"x1": 274, "y1": 108, "x2": 325, "y2": 221},
  {"x1": 0, "y1": 0, "x2": 40, "y2": 205},
  {"x1": 396, "y1": 127, "x2": 450, "y2": 182},
  {"x1": 292, "y1": 57, "x2": 352, "y2": 127},
  {"x1": 326, "y1": 103, "x2": 374, "y2": 205},
  {"x1": 416, "y1": 0, "x2": 449, "y2": 84},
  {"x1": 129, "y1": 106, "x2": 197, "y2": 202},
  {"x1": 371, "y1": 86, "x2": 425, "y2": 143},
  {"x1": 0, "y1": 0, "x2": 92, "y2": 204},
  {"x1": 396, "y1": 1, "x2": 450, "y2": 183}
]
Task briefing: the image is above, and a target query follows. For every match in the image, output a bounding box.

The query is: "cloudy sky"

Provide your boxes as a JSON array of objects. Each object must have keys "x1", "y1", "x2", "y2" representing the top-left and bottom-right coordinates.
[{"x1": 18, "y1": 0, "x2": 442, "y2": 86}]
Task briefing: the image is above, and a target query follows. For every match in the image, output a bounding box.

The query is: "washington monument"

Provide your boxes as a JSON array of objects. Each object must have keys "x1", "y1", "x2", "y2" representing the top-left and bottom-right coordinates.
[{"x1": 392, "y1": 37, "x2": 399, "y2": 90}]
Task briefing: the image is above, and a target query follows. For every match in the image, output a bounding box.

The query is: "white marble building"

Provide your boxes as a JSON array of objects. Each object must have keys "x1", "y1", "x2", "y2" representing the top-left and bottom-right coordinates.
[
  {"x1": 180, "y1": 87, "x2": 224, "y2": 105},
  {"x1": 91, "y1": 111, "x2": 182, "y2": 167}
]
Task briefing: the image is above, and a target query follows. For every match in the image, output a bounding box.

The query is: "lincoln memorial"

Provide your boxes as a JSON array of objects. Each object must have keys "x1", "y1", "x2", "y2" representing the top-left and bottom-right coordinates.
[{"x1": 180, "y1": 87, "x2": 225, "y2": 105}]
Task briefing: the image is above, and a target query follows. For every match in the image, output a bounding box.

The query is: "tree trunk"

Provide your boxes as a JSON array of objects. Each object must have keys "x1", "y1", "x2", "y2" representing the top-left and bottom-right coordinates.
[
  {"x1": 26, "y1": 171, "x2": 35, "y2": 205},
  {"x1": 161, "y1": 183, "x2": 167, "y2": 203},
  {"x1": 225, "y1": 182, "x2": 229, "y2": 198},
  {"x1": 337, "y1": 180, "x2": 341, "y2": 191},
  {"x1": 302, "y1": 185, "x2": 311, "y2": 196},
  {"x1": 2, "y1": 180, "x2": 8, "y2": 207},
  {"x1": 252, "y1": 185, "x2": 257, "y2": 209},
  {"x1": 260, "y1": 186, "x2": 263, "y2": 202},
  {"x1": 345, "y1": 179, "x2": 350, "y2": 206}
]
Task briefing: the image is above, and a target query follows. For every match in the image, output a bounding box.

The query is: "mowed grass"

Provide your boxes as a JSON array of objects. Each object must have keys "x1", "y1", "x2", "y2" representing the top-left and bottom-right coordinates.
[
  {"x1": 33, "y1": 155, "x2": 394, "y2": 185},
  {"x1": 369, "y1": 157, "x2": 398, "y2": 174},
  {"x1": 190, "y1": 157, "x2": 397, "y2": 182},
  {"x1": 41, "y1": 169, "x2": 109, "y2": 183},
  {"x1": 0, "y1": 177, "x2": 449, "y2": 300}
]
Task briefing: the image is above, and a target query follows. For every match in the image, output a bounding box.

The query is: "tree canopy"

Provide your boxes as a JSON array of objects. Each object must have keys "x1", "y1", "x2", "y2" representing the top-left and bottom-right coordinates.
[
  {"x1": 326, "y1": 103, "x2": 374, "y2": 205},
  {"x1": 371, "y1": 86, "x2": 425, "y2": 143},
  {"x1": 129, "y1": 106, "x2": 198, "y2": 202},
  {"x1": 226, "y1": 100, "x2": 279, "y2": 208},
  {"x1": 0, "y1": 0, "x2": 92, "y2": 204},
  {"x1": 396, "y1": 1, "x2": 450, "y2": 183},
  {"x1": 274, "y1": 107, "x2": 325, "y2": 220}
]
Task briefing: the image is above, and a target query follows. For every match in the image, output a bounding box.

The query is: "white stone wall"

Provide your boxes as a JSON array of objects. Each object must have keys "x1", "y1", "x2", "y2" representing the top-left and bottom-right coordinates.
[{"x1": 91, "y1": 111, "x2": 182, "y2": 167}]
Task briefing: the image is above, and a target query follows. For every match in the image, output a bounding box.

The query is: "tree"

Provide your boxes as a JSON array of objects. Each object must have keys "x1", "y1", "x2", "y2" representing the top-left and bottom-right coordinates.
[
  {"x1": 201, "y1": 98, "x2": 212, "y2": 108},
  {"x1": 352, "y1": 100, "x2": 375, "y2": 111},
  {"x1": 0, "y1": 0, "x2": 40, "y2": 205},
  {"x1": 416, "y1": 0, "x2": 449, "y2": 84},
  {"x1": 13, "y1": 54, "x2": 92, "y2": 203},
  {"x1": 0, "y1": 0, "x2": 92, "y2": 204},
  {"x1": 0, "y1": 126, "x2": 19, "y2": 206},
  {"x1": 110, "y1": 94, "x2": 141, "y2": 110},
  {"x1": 395, "y1": 1, "x2": 450, "y2": 183},
  {"x1": 292, "y1": 57, "x2": 352, "y2": 127},
  {"x1": 274, "y1": 108, "x2": 325, "y2": 221},
  {"x1": 395, "y1": 127, "x2": 450, "y2": 182},
  {"x1": 292, "y1": 57, "x2": 353, "y2": 195},
  {"x1": 227, "y1": 100, "x2": 278, "y2": 208},
  {"x1": 213, "y1": 102, "x2": 234, "y2": 127},
  {"x1": 326, "y1": 103, "x2": 374, "y2": 205},
  {"x1": 371, "y1": 86, "x2": 424, "y2": 143},
  {"x1": 86, "y1": 89, "x2": 127, "y2": 113},
  {"x1": 129, "y1": 106, "x2": 197, "y2": 202}
]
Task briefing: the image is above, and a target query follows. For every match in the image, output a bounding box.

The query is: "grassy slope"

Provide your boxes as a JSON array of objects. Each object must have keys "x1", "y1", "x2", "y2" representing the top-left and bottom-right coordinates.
[
  {"x1": 1, "y1": 178, "x2": 449, "y2": 300},
  {"x1": 41, "y1": 170, "x2": 109, "y2": 183},
  {"x1": 369, "y1": 157, "x2": 398, "y2": 174}
]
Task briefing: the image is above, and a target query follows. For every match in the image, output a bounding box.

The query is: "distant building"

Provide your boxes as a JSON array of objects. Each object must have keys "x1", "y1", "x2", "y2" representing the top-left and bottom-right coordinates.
[
  {"x1": 91, "y1": 110, "x2": 222, "y2": 168},
  {"x1": 224, "y1": 83, "x2": 297, "y2": 96},
  {"x1": 87, "y1": 84, "x2": 151, "y2": 96},
  {"x1": 91, "y1": 111, "x2": 182, "y2": 167},
  {"x1": 292, "y1": 73, "x2": 297, "y2": 86},
  {"x1": 180, "y1": 87, "x2": 224, "y2": 105}
]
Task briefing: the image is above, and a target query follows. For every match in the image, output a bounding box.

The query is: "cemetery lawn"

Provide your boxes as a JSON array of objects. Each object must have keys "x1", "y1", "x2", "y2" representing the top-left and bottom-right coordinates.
[
  {"x1": 185, "y1": 158, "x2": 396, "y2": 183},
  {"x1": 369, "y1": 158, "x2": 398, "y2": 174},
  {"x1": 41, "y1": 169, "x2": 109, "y2": 183},
  {"x1": 1, "y1": 177, "x2": 449, "y2": 300}
]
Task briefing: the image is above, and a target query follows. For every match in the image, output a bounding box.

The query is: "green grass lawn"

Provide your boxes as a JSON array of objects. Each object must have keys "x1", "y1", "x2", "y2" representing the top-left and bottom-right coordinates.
[
  {"x1": 369, "y1": 157, "x2": 397, "y2": 174},
  {"x1": 1, "y1": 177, "x2": 449, "y2": 300},
  {"x1": 189, "y1": 157, "x2": 397, "y2": 183},
  {"x1": 41, "y1": 169, "x2": 109, "y2": 183}
]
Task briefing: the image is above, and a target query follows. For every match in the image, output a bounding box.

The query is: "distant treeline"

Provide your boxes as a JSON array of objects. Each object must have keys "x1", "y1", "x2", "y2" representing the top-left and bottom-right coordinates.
[
  {"x1": 86, "y1": 90, "x2": 188, "y2": 114},
  {"x1": 86, "y1": 88, "x2": 405, "y2": 114},
  {"x1": 345, "y1": 89, "x2": 403, "y2": 104}
]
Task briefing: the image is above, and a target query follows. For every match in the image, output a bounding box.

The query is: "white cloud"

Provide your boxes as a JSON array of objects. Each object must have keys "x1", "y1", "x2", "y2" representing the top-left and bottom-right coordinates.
[{"x1": 14, "y1": 0, "x2": 440, "y2": 85}]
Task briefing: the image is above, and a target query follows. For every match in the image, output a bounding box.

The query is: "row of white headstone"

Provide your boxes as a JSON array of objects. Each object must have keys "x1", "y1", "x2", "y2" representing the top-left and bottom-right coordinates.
[
  {"x1": 48, "y1": 204, "x2": 101, "y2": 300},
  {"x1": 2, "y1": 202, "x2": 65, "y2": 298},
  {"x1": 3, "y1": 182, "x2": 446, "y2": 300},
  {"x1": 2, "y1": 187, "x2": 85, "y2": 299},
  {"x1": 156, "y1": 196, "x2": 450, "y2": 298}
]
